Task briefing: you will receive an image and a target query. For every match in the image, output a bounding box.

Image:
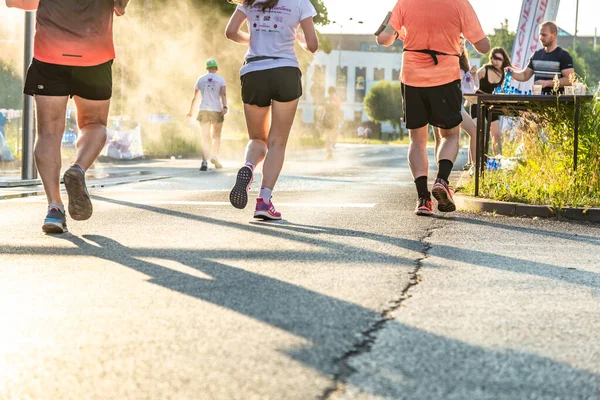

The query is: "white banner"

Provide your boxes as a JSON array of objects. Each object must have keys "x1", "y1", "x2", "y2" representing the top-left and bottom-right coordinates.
[{"x1": 510, "y1": 0, "x2": 561, "y2": 91}]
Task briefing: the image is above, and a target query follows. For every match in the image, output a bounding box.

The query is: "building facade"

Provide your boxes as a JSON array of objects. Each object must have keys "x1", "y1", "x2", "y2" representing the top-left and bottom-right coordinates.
[{"x1": 299, "y1": 34, "x2": 404, "y2": 133}]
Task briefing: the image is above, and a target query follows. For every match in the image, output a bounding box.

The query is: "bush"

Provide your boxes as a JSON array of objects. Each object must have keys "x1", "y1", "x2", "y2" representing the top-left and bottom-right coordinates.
[{"x1": 464, "y1": 92, "x2": 600, "y2": 208}]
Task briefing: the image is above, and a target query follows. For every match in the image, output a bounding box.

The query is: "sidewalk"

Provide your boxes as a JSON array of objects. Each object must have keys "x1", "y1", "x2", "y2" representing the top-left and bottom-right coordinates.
[
  {"x1": 0, "y1": 158, "x2": 201, "y2": 200},
  {"x1": 454, "y1": 171, "x2": 600, "y2": 223}
]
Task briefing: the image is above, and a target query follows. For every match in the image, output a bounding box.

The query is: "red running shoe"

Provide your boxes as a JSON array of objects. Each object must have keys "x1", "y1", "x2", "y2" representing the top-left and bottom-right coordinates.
[
  {"x1": 415, "y1": 197, "x2": 434, "y2": 216},
  {"x1": 432, "y1": 178, "x2": 456, "y2": 212}
]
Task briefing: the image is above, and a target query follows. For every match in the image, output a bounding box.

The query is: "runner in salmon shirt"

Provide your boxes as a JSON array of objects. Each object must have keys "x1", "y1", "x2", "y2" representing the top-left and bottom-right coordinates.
[
  {"x1": 376, "y1": 0, "x2": 490, "y2": 216},
  {"x1": 5, "y1": 0, "x2": 131, "y2": 233}
]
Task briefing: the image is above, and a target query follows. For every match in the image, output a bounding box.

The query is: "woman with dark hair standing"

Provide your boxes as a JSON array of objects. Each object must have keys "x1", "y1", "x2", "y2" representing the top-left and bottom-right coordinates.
[
  {"x1": 459, "y1": 37, "x2": 478, "y2": 170},
  {"x1": 472, "y1": 47, "x2": 512, "y2": 155},
  {"x1": 226, "y1": 0, "x2": 318, "y2": 220}
]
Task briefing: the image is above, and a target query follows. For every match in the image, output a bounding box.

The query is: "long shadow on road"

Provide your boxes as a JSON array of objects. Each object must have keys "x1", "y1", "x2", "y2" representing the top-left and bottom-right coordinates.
[{"x1": 4, "y1": 196, "x2": 600, "y2": 398}]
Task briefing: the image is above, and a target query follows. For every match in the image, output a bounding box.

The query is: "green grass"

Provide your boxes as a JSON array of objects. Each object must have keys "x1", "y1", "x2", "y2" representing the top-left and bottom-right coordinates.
[{"x1": 462, "y1": 92, "x2": 600, "y2": 208}]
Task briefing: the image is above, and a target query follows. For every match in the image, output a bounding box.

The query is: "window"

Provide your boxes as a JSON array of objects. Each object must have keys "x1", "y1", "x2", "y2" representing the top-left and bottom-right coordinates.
[
  {"x1": 355, "y1": 67, "x2": 366, "y2": 103},
  {"x1": 392, "y1": 69, "x2": 401, "y2": 82},
  {"x1": 374, "y1": 68, "x2": 385, "y2": 81},
  {"x1": 336, "y1": 66, "x2": 348, "y2": 101}
]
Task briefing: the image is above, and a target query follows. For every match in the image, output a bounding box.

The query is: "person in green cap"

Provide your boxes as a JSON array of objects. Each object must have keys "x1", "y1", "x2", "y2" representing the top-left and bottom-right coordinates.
[{"x1": 186, "y1": 58, "x2": 228, "y2": 171}]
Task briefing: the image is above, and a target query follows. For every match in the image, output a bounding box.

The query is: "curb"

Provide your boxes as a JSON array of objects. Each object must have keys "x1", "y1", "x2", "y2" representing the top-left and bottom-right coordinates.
[
  {"x1": 0, "y1": 175, "x2": 172, "y2": 201},
  {"x1": 455, "y1": 194, "x2": 600, "y2": 223}
]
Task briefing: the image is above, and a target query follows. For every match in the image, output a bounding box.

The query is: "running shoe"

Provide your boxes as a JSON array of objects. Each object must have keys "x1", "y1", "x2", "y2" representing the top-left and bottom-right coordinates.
[
  {"x1": 254, "y1": 197, "x2": 282, "y2": 220},
  {"x1": 200, "y1": 160, "x2": 208, "y2": 171},
  {"x1": 432, "y1": 178, "x2": 456, "y2": 213},
  {"x1": 64, "y1": 165, "x2": 93, "y2": 221},
  {"x1": 462, "y1": 162, "x2": 472, "y2": 171},
  {"x1": 42, "y1": 206, "x2": 68, "y2": 234},
  {"x1": 229, "y1": 165, "x2": 253, "y2": 209},
  {"x1": 414, "y1": 197, "x2": 434, "y2": 216},
  {"x1": 210, "y1": 157, "x2": 223, "y2": 169}
]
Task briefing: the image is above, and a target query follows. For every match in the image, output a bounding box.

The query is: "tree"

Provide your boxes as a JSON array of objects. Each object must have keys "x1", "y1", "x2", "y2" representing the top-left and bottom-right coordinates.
[
  {"x1": 0, "y1": 61, "x2": 23, "y2": 109},
  {"x1": 364, "y1": 81, "x2": 403, "y2": 138},
  {"x1": 480, "y1": 19, "x2": 515, "y2": 64},
  {"x1": 159, "y1": 0, "x2": 329, "y2": 26},
  {"x1": 569, "y1": 45, "x2": 600, "y2": 89}
]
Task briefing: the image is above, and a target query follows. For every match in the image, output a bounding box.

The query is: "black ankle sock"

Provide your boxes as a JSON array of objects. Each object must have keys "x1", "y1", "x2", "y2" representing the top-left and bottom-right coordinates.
[
  {"x1": 414, "y1": 176, "x2": 430, "y2": 199},
  {"x1": 437, "y1": 159, "x2": 454, "y2": 183}
]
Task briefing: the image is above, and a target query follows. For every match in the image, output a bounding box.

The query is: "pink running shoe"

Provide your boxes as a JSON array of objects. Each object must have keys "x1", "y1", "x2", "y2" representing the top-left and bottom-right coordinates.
[
  {"x1": 431, "y1": 178, "x2": 456, "y2": 212},
  {"x1": 230, "y1": 166, "x2": 253, "y2": 209},
  {"x1": 254, "y1": 198, "x2": 282, "y2": 220}
]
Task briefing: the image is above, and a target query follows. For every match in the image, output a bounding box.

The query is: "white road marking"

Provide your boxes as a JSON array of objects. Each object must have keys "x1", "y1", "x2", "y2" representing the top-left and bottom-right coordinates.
[{"x1": 2, "y1": 198, "x2": 377, "y2": 208}]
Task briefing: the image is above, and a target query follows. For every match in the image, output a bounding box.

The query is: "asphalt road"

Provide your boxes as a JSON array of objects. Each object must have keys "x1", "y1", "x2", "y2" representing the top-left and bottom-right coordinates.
[{"x1": 1, "y1": 144, "x2": 599, "y2": 400}]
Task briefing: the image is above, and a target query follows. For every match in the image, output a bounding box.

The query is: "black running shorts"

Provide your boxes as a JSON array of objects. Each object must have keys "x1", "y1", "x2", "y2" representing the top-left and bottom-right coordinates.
[
  {"x1": 401, "y1": 80, "x2": 463, "y2": 130},
  {"x1": 24, "y1": 58, "x2": 113, "y2": 101},
  {"x1": 241, "y1": 67, "x2": 302, "y2": 107},
  {"x1": 197, "y1": 111, "x2": 225, "y2": 124}
]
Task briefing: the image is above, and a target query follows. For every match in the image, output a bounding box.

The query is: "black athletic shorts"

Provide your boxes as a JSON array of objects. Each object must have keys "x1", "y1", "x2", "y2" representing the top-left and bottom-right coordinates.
[
  {"x1": 24, "y1": 58, "x2": 113, "y2": 101},
  {"x1": 401, "y1": 80, "x2": 462, "y2": 130},
  {"x1": 470, "y1": 104, "x2": 500, "y2": 122},
  {"x1": 197, "y1": 111, "x2": 224, "y2": 124},
  {"x1": 241, "y1": 67, "x2": 302, "y2": 107}
]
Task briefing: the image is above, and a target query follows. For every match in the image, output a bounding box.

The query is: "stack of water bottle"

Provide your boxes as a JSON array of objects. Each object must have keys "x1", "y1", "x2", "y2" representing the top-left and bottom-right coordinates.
[{"x1": 492, "y1": 70, "x2": 532, "y2": 95}]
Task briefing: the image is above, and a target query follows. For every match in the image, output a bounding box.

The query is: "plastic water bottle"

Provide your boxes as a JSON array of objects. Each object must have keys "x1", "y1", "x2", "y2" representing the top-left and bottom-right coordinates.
[{"x1": 502, "y1": 70, "x2": 513, "y2": 94}]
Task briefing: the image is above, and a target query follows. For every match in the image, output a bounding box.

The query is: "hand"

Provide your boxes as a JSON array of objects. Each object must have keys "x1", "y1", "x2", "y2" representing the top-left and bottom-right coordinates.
[
  {"x1": 186, "y1": 112, "x2": 192, "y2": 119},
  {"x1": 470, "y1": 65, "x2": 477, "y2": 77},
  {"x1": 504, "y1": 66, "x2": 514, "y2": 73},
  {"x1": 221, "y1": 107, "x2": 228, "y2": 116}
]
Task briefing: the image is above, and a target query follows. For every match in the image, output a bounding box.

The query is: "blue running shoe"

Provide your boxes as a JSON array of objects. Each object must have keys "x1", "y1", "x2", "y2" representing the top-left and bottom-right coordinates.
[{"x1": 42, "y1": 206, "x2": 68, "y2": 234}]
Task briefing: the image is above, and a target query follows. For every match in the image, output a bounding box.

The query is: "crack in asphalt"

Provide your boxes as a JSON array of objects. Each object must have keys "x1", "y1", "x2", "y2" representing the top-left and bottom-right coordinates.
[{"x1": 321, "y1": 225, "x2": 438, "y2": 400}]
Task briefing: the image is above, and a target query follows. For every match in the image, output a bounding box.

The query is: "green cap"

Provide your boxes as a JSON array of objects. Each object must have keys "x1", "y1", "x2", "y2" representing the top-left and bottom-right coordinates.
[{"x1": 206, "y1": 58, "x2": 218, "y2": 69}]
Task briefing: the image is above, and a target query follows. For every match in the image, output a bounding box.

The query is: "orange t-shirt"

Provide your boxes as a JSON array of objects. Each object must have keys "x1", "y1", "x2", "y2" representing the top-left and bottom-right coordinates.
[
  {"x1": 34, "y1": 0, "x2": 115, "y2": 67},
  {"x1": 390, "y1": 0, "x2": 486, "y2": 87}
]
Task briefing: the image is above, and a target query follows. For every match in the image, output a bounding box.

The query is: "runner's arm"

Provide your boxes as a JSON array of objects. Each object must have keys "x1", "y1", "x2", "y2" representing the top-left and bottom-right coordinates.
[
  {"x1": 506, "y1": 66, "x2": 534, "y2": 82},
  {"x1": 114, "y1": 0, "x2": 131, "y2": 16},
  {"x1": 5, "y1": 0, "x2": 39, "y2": 10},
  {"x1": 298, "y1": 17, "x2": 318, "y2": 53},
  {"x1": 220, "y1": 86, "x2": 228, "y2": 115},
  {"x1": 186, "y1": 90, "x2": 201, "y2": 118},
  {"x1": 225, "y1": 9, "x2": 250, "y2": 45},
  {"x1": 472, "y1": 37, "x2": 490, "y2": 54},
  {"x1": 376, "y1": 24, "x2": 398, "y2": 47}
]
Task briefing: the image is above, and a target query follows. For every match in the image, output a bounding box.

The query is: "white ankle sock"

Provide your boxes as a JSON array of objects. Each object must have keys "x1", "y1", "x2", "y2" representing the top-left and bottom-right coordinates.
[
  {"x1": 244, "y1": 161, "x2": 255, "y2": 171},
  {"x1": 259, "y1": 187, "x2": 272, "y2": 203}
]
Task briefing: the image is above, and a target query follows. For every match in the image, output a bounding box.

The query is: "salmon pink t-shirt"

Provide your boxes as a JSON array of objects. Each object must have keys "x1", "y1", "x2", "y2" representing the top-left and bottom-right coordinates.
[
  {"x1": 389, "y1": 0, "x2": 486, "y2": 87},
  {"x1": 34, "y1": 0, "x2": 116, "y2": 67}
]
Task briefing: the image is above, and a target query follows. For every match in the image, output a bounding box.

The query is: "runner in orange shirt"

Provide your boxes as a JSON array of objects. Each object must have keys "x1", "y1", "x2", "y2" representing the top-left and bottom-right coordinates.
[
  {"x1": 376, "y1": 0, "x2": 490, "y2": 216},
  {"x1": 6, "y1": 0, "x2": 131, "y2": 233}
]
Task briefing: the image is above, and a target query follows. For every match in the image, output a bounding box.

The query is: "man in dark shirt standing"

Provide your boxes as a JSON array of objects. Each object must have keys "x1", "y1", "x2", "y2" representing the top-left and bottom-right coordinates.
[
  {"x1": 5, "y1": 0, "x2": 131, "y2": 233},
  {"x1": 509, "y1": 21, "x2": 575, "y2": 94}
]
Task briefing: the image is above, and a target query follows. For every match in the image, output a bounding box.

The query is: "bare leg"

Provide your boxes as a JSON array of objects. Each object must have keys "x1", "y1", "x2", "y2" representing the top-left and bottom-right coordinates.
[
  {"x1": 461, "y1": 110, "x2": 477, "y2": 165},
  {"x1": 34, "y1": 95, "x2": 69, "y2": 205},
  {"x1": 408, "y1": 125, "x2": 429, "y2": 179},
  {"x1": 211, "y1": 122, "x2": 223, "y2": 159},
  {"x1": 433, "y1": 127, "x2": 442, "y2": 162},
  {"x1": 73, "y1": 96, "x2": 110, "y2": 171},
  {"x1": 437, "y1": 125, "x2": 461, "y2": 163},
  {"x1": 490, "y1": 120, "x2": 502, "y2": 155},
  {"x1": 199, "y1": 122, "x2": 212, "y2": 161},
  {"x1": 261, "y1": 99, "x2": 299, "y2": 189},
  {"x1": 243, "y1": 104, "x2": 270, "y2": 166}
]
